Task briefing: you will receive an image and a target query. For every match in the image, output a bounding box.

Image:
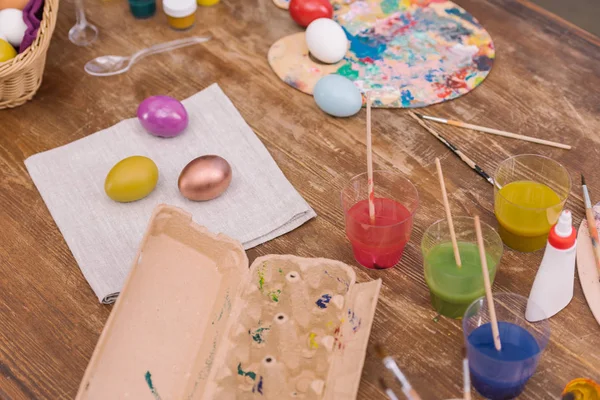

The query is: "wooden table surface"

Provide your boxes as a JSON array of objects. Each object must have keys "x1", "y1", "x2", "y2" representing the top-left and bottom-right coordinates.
[{"x1": 1, "y1": 0, "x2": 600, "y2": 398}]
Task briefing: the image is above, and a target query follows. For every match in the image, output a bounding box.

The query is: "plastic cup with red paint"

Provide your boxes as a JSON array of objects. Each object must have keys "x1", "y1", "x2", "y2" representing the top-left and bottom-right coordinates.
[{"x1": 341, "y1": 171, "x2": 419, "y2": 269}]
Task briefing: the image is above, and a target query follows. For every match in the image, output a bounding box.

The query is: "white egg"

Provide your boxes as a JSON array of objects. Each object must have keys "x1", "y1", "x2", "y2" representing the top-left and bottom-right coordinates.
[
  {"x1": 0, "y1": 9, "x2": 27, "y2": 47},
  {"x1": 305, "y1": 18, "x2": 348, "y2": 64}
]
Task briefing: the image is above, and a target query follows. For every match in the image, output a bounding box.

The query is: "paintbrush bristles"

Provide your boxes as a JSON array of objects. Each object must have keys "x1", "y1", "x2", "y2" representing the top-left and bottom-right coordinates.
[
  {"x1": 435, "y1": 158, "x2": 461, "y2": 267},
  {"x1": 474, "y1": 216, "x2": 502, "y2": 351},
  {"x1": 366, "y1": 92, "x2": 375, "y2": 223}
]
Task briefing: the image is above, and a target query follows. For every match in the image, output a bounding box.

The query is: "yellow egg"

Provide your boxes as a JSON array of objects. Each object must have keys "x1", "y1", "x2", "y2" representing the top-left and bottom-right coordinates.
[
  {"x1": 104, "y1": 156, "x2": 159, "y2": 202},
  {"x1": 0, "y1": 39, "x2": 16, "y2": 63}
]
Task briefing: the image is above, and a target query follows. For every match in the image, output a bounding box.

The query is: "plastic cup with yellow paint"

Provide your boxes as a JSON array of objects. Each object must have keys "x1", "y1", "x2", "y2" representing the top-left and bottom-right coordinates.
[{"x1": 494, "y1": 154, "x2": 571, "y2": 252}]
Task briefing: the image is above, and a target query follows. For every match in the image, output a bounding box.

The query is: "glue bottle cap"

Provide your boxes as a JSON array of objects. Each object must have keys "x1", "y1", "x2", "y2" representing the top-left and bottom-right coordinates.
[{"x1": 548, "y1": 210, "x2": 577, "y2": 249}]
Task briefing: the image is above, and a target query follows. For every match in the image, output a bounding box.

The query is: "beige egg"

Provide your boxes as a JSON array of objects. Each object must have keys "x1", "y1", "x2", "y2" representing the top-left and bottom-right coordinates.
[
  {"x1": 0, "y1": 0, "x2": 29, "y2": 10},
  {"x1": 178, "y1": 155, "x2": 232, "y2": 201}
]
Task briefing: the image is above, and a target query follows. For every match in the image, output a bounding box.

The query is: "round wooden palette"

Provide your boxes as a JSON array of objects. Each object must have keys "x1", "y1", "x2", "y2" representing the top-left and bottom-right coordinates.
[
  {"x1": 273, "y1": 0, "x2": 289, "y2": 9},
  {"x1": 268, "y1": 0, "x2": 495, "y2": 108}
]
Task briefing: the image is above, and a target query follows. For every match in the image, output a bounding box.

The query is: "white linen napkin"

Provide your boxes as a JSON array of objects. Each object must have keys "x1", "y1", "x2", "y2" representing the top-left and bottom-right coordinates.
[{"x1": 25, "y1": 83, "x2": 316, "y2": 303}]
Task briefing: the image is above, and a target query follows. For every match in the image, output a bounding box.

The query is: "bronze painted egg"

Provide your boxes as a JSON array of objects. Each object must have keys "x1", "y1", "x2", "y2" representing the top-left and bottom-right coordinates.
[{"x1": 178, "y1": 155, "x2": 232, "y2": 201}]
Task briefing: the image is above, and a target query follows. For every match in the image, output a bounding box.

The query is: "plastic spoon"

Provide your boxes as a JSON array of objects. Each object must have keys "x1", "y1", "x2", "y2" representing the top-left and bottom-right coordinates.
[
  {"x1": 84, "y1": 36, "x2": 212, "y2": 77},
  {"x1": 69, "y1": 0, "x2": 99, "y2": 46}
]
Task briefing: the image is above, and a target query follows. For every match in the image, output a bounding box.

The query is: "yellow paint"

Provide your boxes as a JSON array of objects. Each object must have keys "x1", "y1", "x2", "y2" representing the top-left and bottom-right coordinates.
[
  {"x1": 197, "y1": 0, "x2": 219, "y2": 6},
  {"x1": 495, "y1": 181, "x2": 562, "y2": 251},
  {"x1": 308, "y1": 333, "x2": 319, "y2": 349},
  {"x1": 167, "y1": 14, "x2": 196, "y2": 30},
  {"x1": 105, "y1": 156, "x2": 159, "y2": 202},
  {"x1": 0, "y1": 39, "x2": 16, "y2": 63}
]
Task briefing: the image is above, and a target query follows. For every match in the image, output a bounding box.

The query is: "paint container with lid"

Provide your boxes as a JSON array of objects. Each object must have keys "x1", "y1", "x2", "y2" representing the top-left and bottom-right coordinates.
[
  {"x1": 197, "y1": 0, "x2": 219, "y2": 6},
  {"x1": 163, "y1": 0, "x2": 197, "y2": 30},
  {"x1": 128, "y1": 0, "x2": 156, "y2": 18}
]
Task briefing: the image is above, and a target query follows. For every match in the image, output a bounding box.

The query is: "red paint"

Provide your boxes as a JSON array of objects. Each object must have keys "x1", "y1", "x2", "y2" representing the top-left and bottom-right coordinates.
[
  {"x1": 289, "y1": 0, "x2": 333, "y2": 27},
  {"x1": 345, "y1": 198, "x2": 413, "y2": 269}
]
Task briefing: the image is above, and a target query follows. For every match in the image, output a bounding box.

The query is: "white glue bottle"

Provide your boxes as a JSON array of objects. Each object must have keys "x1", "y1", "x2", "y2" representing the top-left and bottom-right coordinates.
[{"x1": 526, "y1": 210, "x2": 577, "y2": 322}]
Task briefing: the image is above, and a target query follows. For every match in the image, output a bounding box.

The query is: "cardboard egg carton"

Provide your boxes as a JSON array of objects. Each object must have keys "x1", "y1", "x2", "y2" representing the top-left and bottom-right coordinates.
[{"x1": 77, "y1": 205, "x2": 381, "y2": 399}]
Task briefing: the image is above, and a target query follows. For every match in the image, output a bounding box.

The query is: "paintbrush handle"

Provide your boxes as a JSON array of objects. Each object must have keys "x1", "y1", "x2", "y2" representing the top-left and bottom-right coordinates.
[
  {"x1": 446, "y1": 120, "x2": 571, "y2": 150},
  {"x1": 585, "y1": 208, "x2": 600, "y2": 274},
  {"x1": 409, "y1": 112, "x2": 495, "y2": 187}
]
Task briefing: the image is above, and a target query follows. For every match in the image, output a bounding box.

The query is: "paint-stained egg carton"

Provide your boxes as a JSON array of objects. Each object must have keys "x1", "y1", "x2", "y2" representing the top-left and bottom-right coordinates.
[
  {"x1": 76, "y1": 205, "x2": 381, "y2": 400},
  {"x1": 209, "y1": 256, "x2": 378, "y2": 399}
]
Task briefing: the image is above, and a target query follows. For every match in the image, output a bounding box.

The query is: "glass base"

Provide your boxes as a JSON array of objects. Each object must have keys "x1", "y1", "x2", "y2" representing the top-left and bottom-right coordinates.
[
  {"x1": 429, "y1": 292, "x2": 474, "y2": 319},
  {"x1": 497, "y1": 224, "x2": 548, "y2": 252},
  {"x1": 351, "y1": 243, "x2": 404, "y2": 269}
]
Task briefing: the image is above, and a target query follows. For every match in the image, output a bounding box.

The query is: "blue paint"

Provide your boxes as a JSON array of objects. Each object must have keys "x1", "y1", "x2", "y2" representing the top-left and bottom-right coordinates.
[
  {"x1": 316, "y1": 294, "x2": 332, "y2": 309},
  {"x1": 474, "y1": 55, "x2": 493, "y2": 71},
  {"x1": 252, "y1": 376, "x2": 264, "y2": 394},
  {"x1": 400, "y1": 90, "x2": 414, "y2": 107},
  {"x1": 343, "y1": 27, "x2": 387, "y2": 60},
  {"x1": 445, "y1": 7, "x2": 477, "y2": 25},
  {"x1": 438, "y1": 25, "x2": 473, "y2": 41},
  {"x1": 324, "y1": 270, "x2": 350, "y2": 291},
  {"x1": 468, "y1": 322, "x2": 541, "y2": 399},
  {"x1": 347, "y1": 309, "x2": 362, "y2": 333},
  {"x1": 424, "y1": 69, "x2": 436, "y2": 83}
]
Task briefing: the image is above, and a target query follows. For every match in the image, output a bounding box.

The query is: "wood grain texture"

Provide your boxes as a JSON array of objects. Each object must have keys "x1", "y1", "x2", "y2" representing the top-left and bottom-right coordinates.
[{"x1": 0, "y1": 0, "x2": 599, "y2": 398}]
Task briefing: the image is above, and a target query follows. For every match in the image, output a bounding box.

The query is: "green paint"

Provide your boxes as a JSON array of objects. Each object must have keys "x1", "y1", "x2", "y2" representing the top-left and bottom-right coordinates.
[
  {"x1": 267, "y1": 289, "x2": 281, "y2": 302},
  {"x1": 250, "y1": 326, "x2": 270, "y2": 344},
  {"x1": 145, "y1": 371, "x2": 162, "y2": 400},
  {"x1": 336, "y1": 64, "x2": 359, "y2": 80},
  {"x1": 278, "y1": 268, "x2": 283, "y2": 275},
  {"x1": 237, "y1": 363, "x2": 257, "y2": 381},
  {"x1": 380, "y1": 0, "x2": 398, "y2": 14},
  {"x1": 258, "y1": 263, "x2": 267, "y2": 290}
]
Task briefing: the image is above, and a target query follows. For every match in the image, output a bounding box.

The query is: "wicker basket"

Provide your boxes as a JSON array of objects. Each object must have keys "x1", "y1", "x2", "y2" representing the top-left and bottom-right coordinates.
[{"x1": 0, "y1": 0, "x2": 59, "y2": 109}]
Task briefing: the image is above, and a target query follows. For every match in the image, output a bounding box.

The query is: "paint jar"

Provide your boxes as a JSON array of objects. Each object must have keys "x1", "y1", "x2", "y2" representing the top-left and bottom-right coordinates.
[
  {"x1": 197, "y1": 0, "x2": 219, "y2": 6},
  {"x1": 128, "y1": 0, "x2": 156, "y2": 18},
  {"x1": 163, "y1": 0, "x2": 197, "y2": 30}
]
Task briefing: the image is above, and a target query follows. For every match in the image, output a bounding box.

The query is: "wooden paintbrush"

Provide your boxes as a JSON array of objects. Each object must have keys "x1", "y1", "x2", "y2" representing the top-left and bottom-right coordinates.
[
  {"x1": 581, "y1": 175, "x2": 600, "y2": 280},
  {"x1": 408, "y1": 111, "x2": 497, "y2": 189},
  {"x1": 414, "y1": 113, "x2": 571, "y2": 150},
  {"x1": 374, "y1": 343, "x2": 422, "y2": 400}
]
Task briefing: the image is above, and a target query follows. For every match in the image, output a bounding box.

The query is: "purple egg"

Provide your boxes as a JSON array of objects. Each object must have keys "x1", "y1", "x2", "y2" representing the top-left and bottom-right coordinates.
[{"x1": 137, "y1": 95, "x2": 189, "y2": 138}]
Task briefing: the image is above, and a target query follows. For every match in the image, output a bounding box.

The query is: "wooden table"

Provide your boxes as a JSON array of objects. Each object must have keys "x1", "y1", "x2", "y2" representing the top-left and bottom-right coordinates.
[{"x1": 1, "y1": 0, "x2": 599, "y2": 398}]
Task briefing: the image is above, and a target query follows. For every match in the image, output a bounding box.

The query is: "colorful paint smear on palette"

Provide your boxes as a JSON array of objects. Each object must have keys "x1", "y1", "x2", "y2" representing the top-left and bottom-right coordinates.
[
  {"x1": 269, "y1": 0, "x2": 494, "y2": 108},
  {"x1": 273, "y1": 0, "x2": 289, "y2": 9},
  {"x1": 145, "y1": 371, "x2": 162, "y2": 400},
  {"x1": 334, "y1": 0, "x2": 495, "y2": 107}
]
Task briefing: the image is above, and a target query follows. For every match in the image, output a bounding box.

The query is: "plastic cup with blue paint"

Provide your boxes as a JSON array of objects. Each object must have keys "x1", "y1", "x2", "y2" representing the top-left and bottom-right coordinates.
[{"x1": 462, "y1": 293, "x2": 550, "y2": 400}]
